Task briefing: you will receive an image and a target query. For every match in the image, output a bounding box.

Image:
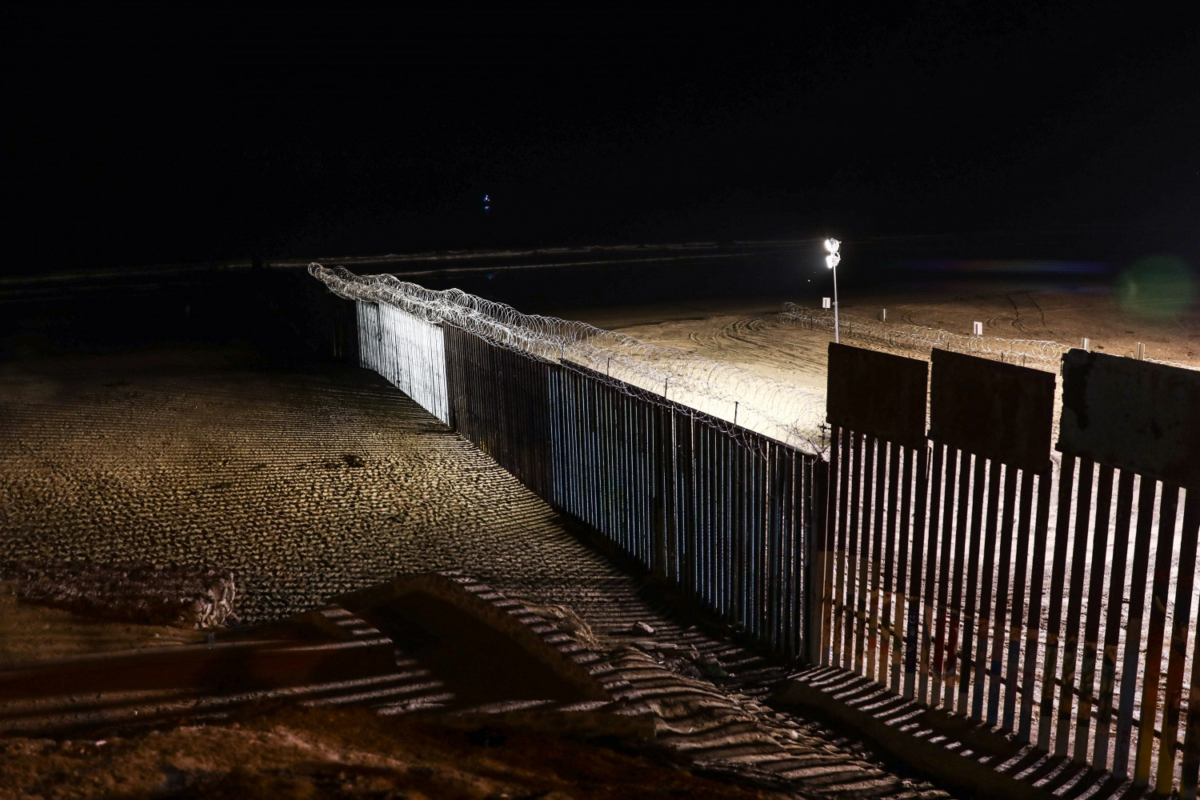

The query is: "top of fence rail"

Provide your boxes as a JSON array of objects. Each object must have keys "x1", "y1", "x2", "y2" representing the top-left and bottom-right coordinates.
[
  {"x1": 826, "y1": 343, "x2": 927, "y2": 447},
  {"x1": 928, "y1": 348, "x2": 1056, "y2": 473},
  {"x1": 310, "y1": 263, "x2": 828, "y2": 455},
  {"x1": 1059, "y1": 349, "x2": 1200, "y2": 488}
]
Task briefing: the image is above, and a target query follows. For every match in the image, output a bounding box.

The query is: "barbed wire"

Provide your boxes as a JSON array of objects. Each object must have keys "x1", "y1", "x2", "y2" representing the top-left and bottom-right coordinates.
[
  {"x1": 780, "y1": 303, "x2": 1070, "y2": 371},
  {"x1": 310, "y1": 264, "x2": 827, "y2": 454}
]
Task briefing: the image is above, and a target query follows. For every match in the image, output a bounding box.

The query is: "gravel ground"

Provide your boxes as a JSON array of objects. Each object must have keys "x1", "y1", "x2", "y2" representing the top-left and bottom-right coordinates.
[{"x1": 0, "y1": 348, "x2": 585, "y2": 623}]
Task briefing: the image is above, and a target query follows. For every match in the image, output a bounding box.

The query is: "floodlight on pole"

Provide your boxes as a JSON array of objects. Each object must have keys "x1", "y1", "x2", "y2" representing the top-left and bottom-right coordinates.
[{"x1": 825, "y1": 238, "x2": 841, "y2": 343}]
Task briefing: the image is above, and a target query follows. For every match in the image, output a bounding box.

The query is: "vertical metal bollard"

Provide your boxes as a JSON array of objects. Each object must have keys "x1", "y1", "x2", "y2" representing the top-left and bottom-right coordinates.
[{"x1": 806, "y1": 456, "x2": 830, "y2": 666}]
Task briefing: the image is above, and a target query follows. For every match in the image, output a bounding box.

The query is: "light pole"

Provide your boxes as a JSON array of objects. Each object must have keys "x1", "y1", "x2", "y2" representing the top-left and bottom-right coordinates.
[{"x1": 825, "y1": 238, "x2": 841, "y2": 343}]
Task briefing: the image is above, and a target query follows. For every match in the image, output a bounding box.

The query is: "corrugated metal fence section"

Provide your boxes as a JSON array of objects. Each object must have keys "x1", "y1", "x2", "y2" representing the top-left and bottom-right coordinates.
[
  {"x1": 820, "y1": 342, "x2": 1200, "y2": 797},
  {"x1": 357, "y1": 300, "x2": 450, "y2": 425},
  {"x1": 443, "y1": 325, "x2": 555, "y2": 500},
  {"x1": 549, "y1": 364, "x2": 820, "y2": 659},
  {"x1": 440, "y1": 326, "x2": 821, "y2": 659}
]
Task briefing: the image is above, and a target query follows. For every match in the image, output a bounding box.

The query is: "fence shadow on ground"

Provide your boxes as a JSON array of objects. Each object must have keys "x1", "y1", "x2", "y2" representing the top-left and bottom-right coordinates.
[{"x1": 310, "y1": 264, "x2": 1199, "y2": 798}]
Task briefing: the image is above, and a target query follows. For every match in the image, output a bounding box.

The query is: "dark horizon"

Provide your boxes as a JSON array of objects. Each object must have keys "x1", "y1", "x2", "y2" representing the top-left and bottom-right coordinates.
[{"x1": 3, "y1": 4, "x2": 1197, "y2": 280}]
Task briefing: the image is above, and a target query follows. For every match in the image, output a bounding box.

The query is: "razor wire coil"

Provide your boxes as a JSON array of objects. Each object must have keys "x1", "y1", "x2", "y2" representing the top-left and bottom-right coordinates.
[
  {"x1": 780, "y1": 302, "x2": 1071, "y2": 370},
  {"x1": 310, "y1": 264, "x2": 828, "y2": 454}
]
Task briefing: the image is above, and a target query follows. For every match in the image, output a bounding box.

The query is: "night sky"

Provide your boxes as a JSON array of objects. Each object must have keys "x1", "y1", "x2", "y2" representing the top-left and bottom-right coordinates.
[{"x1": 3, "y1": 3, "x2": 1197, "y2": 277}]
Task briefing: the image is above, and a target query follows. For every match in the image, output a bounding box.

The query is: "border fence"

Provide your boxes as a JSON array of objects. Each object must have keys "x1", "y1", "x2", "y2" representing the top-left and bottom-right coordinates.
[
  {"x1": 314, "y1": 263, "x2": 823, "y2": 660},
  {"x1": 311, "y1": 264, "x2": 1199, "y2": 797},
  {"x1": 821, "y1": 343, "x2": 1200, "y2": 797},
  {"x1": 357, "y1": 301, "x2": 449, "y2": 425}
]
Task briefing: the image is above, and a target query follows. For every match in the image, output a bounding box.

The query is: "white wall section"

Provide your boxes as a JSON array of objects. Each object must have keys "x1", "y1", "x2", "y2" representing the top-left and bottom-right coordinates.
[{"x1": 357, "y1": 299, "x2": 449, "y2": 425}]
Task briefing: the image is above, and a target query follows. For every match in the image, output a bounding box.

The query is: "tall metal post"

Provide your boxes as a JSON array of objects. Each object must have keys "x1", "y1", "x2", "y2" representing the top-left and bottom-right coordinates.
[
  {"x1": 832, "y1": 262, "x2": 840, "y2": 343},
  {"x1": 825, "y1": 238, "x2": 842, "y2": 344}
]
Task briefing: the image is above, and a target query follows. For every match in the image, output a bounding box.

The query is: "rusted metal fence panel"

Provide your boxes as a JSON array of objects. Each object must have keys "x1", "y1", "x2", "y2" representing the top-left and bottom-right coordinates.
[
  {"x1": 823, "y1": 342, "x2": 1200, "y2": 796},
  {"x1": 821, "y1": 345, "x2": 929, "y2": 683},
  {"x1": 1059, "y1": 351, "x2": 1200, "y2": 490},
  {"x1": 827, "y1": 343, "x2": 927, "y2": 447},
  {"x1": 928, "y1": 348, "x2": 1056, "y2": 473},
  {"x1": 1055, "y1": 353, "x2": 1200, "y2": 793},
  {"x1": 925, "y1": 350, "x2": 1057, "y2": 738}
]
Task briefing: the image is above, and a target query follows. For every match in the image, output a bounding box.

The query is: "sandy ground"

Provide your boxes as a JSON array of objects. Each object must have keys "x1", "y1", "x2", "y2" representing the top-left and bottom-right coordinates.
[
  {"x1": 559, "y1": 285, "x2": 1200, "y2": 399},
  {"x1": 0, "y1": 345, "x2": 958, "y2": 799},
  {"x1": 545, "y1": 285, "x2": 1199, "y2": 454}
]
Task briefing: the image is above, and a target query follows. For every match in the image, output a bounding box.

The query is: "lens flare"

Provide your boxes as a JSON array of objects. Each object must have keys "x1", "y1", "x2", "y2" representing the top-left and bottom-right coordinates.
[{"x1": 1116, "y1": 255, "x2": 1196, "y2": 321}]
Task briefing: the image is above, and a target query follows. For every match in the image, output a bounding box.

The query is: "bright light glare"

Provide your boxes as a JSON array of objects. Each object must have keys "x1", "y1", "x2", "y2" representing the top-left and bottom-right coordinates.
[
  {"x1": 825, "y1": 238, "x2": 840, "y2": 254},
  {"x1": 826, "y1": 253, "x2": 841, "y2": 269}
]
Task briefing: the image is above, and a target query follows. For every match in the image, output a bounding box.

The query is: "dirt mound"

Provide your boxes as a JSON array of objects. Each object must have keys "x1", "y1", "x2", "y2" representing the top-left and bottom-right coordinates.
[
  {"x1": 509, "y1": 599, "x2": 603, "y2": 651},
  {"x1": 0, "y1": 561, "x2": 236, "y2": 630}
]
